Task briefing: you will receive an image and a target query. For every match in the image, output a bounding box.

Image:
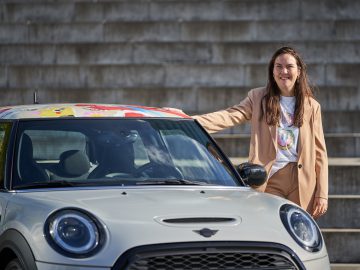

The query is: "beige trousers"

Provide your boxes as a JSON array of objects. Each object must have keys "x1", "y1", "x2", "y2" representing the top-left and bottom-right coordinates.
[{"x1": 265, "y1": 162, "x2": 306, "y2": 209}]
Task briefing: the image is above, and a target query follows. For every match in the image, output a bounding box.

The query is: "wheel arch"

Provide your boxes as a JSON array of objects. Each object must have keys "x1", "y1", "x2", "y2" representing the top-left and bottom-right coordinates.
[{"x1": 0, "y1": 229, "x2": 37, "y2": 269}]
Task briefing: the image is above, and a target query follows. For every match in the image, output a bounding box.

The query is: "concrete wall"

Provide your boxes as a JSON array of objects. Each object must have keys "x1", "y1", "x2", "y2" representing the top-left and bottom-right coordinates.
[{"x1": 0, "y1": 0, "x2": 360, "y2": 112}]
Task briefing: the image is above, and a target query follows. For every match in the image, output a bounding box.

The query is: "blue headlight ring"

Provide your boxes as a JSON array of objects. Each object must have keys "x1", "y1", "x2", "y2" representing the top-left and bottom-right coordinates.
[
  {"x1": 44, "y1": 208, "x2": 106, "y2": 258},
  {"x1": 280, "y1": 204, "x2": 323, "y2": 252},
  {"x1": 49, "y1": 212, "x2": 99, "y2": 253}
]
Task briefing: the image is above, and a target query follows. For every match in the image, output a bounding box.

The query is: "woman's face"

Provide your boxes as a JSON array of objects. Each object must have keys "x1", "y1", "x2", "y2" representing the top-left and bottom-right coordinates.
[{"x1": 273, "y1": 53, "x2": 300, "y2": 96}]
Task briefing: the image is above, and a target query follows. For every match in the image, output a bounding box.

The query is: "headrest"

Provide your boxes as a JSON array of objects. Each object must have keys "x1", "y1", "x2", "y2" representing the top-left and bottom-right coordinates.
[
  {"x1": 58, "y1": 150, "x2": 90, "y2": 177},
  {"x1": 19, "y1": 133, "x2": 33, "y2": 159}
]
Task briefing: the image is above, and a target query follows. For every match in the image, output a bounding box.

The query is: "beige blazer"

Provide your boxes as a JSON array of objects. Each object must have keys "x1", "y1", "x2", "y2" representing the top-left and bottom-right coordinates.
[{"x1": 194, "y1": 87, "x2": 328, "y2": 210}]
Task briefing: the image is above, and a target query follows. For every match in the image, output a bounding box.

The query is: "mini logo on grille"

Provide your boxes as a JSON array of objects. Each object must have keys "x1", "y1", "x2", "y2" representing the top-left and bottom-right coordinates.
[{"x1": 193, "y1": 228, "x2": 218, "y2": 238}]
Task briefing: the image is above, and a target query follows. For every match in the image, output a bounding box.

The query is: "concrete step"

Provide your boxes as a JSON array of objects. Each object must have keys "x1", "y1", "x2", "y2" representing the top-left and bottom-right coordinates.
[
  {"x1": 0, "y1": 43, "x2": 211, "y2": 65},
  {"x1": 208, "y1": 41, "x2": 360, "y2": 65},
  {"x1": 214, "y1": 134, "x2": 360, "y2": 157},
  {"x1": 2, "y1": 62, "x2": 360, "y2": 89},
  {"x1": 2, "y1": 20, "x2": 360, "y2": 44},
  {"x1": 331, "y1": 264, "x2": 360, "y2": 270},
  {"x1": 328, "y1": 165, "x2": 360, "y2": 195},
  {"x1": 322, "y1": 230, "x2": 360, "y2": 263},
  {"x1": 2, "y1": 0, "x2": 360, "y2": 23},
  {"x1": 317, "y1": 196, "x2": 360, "y2": 228},
  {"x1": 0, "y1": 87, "x2": 199, "y2": 107},
  {"x1": 3, "y1": 42, "x2": 360, "y2": 67}
]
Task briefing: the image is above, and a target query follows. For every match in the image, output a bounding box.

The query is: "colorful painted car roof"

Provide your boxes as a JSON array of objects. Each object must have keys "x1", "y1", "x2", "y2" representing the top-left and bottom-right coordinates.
[{"x1": 0, "y1": 103, "x2": 190, "y2": 119}]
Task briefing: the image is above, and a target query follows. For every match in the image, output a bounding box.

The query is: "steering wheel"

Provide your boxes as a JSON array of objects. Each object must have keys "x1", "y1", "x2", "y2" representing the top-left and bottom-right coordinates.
[{"x1": 135, "y1": 162, "x2": 183, "y2": 179}]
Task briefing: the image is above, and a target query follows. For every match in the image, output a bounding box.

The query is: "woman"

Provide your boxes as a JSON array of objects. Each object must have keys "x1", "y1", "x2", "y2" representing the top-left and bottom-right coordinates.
[{"x1": 193, "y1": 46, "x2": 328, "y2": 218}]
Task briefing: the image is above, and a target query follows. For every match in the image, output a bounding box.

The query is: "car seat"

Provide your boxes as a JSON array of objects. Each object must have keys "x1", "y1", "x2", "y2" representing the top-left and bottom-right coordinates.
[
  {"x1": 18, "y1": 133, "x2": 49, "y2": 183},
  {"x1": 88, "y1": 142, "x2": 135, "y2": 179},
  {"x1": 51, "y1": 150, "x2": 91, "y2": 180}
]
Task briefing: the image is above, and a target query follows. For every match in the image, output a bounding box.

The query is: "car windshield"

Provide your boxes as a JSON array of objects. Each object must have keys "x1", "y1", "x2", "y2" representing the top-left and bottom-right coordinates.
[{"x1": 12, "y1": 119, "x2": 241, "y2": 189}]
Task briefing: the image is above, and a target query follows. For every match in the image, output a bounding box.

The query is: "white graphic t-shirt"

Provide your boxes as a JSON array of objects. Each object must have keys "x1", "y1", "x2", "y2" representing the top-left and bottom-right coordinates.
[{"x1": 268, "y1": 96, "x2": 299, "y2": 178}]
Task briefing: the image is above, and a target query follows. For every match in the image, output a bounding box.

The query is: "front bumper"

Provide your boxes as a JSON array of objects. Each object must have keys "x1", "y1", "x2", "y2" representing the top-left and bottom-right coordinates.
[
  {"x1": 36, "y1": 241, "x2": 330, "y2": 270},
  {"x1": 36, "y1": 262, "x2": 110, "y2": 270},
  {"x1": 303, "y1": 254, "x2": 331, "y2": 270}
]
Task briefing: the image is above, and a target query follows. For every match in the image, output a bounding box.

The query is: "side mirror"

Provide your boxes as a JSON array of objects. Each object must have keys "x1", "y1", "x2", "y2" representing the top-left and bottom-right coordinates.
[{"x1": 236, "y1": 162, "x2": 267, "y2": 187}]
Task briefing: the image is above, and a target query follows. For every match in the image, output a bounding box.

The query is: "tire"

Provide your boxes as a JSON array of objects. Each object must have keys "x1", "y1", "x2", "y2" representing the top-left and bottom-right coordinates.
[{"x1": 5, "y1": 259, "x2": 25, "y2": 270}]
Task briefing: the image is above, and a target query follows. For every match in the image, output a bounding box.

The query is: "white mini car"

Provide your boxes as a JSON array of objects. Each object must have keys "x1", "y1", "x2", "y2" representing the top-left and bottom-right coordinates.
[{"x1": 0, "y1": 104, "x2": 330, "y2": 269}]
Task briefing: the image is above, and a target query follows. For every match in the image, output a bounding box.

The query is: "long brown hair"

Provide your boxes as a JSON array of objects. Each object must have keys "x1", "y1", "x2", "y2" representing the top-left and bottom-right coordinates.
[{"x1": 261, "y1": 46, "x2": 314, "y2": 127}]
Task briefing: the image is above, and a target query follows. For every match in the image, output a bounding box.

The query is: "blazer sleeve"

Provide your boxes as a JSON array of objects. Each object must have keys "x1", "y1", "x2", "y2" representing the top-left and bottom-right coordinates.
[
  {"x1": 314, "y1": 104, "x2": 329, "y2": 199},
  {"x1": 192, "y1": 90, "x2": 254, "y2": 133}
]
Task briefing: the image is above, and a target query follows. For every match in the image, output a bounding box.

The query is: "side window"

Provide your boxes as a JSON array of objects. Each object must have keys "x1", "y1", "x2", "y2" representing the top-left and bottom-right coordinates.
[{"x1": 0, "y1": 122, "x2": 12, "y2": 185}]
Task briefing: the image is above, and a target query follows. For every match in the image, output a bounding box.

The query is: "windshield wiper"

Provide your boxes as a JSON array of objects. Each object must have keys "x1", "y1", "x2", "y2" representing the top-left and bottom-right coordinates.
[
  {"x1": 14, "y1": 180, "x2": 76, "y2": 190},
  {"x1": 136, "y1": 179, "x2": 211, "y2": 186}
]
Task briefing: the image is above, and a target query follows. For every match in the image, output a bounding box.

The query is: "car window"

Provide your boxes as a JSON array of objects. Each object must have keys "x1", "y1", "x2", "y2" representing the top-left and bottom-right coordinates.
[
  {"x1": 161, "y1": 131, "x2": 234, "y2": 184},
  {"x1": 132, "y1": 131, "x2": 150, "y2": 167},
  {"x1": 0, "y1": 122, "x2": 12, "y2": 186},
  {"x1": 12, "y1": 119, "x2": 240, "y2": 189}
]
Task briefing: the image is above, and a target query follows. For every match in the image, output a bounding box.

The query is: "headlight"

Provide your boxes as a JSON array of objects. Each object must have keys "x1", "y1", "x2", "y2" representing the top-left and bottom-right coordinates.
[
  {"x1": 280, "y1": 204, "x2": 322, "y2": 252},
  {"x1": 44, "y1": 208, "x2": 105, "y2": 258}
]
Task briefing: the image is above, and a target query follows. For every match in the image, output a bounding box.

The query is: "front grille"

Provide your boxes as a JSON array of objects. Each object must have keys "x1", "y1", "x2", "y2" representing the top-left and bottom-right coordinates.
[
  {"x1": 128, "y1": 252, "x2": 296, "y2": 270},
  {"x1": 115, "y1": 242, "x2": 303, "y2": 270}
]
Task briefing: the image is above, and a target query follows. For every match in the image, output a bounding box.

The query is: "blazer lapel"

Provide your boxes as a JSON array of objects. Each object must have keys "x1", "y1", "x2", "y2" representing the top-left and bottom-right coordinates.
[
  {"x1": 261, "y1": 97, "x2": 278, "y2": 151},
  {"x1": 269, "y1": 124, "x2": 277, "y2": 150},
  {"x1": 297, "y1": 98, "x2": 312, "y2": 159},
  {"x1": 298, "y1": 123, "x2": 305, "y2": 159}
]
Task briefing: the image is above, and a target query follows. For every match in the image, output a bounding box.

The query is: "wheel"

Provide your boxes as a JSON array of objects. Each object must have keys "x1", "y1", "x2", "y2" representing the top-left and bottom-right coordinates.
[{"x1": 5, "y1": 259, "x2": 25, "y2": 270}]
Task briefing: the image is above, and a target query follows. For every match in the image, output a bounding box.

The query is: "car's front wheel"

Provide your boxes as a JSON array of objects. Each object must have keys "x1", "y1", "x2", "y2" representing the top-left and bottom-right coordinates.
[{"x1": 5, "y1": 259, "x2": 24, "y2": 270}]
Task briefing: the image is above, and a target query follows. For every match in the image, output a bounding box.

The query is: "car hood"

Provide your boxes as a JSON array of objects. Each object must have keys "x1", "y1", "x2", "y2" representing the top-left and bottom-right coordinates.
[{"x1": 7, "y1": 186, "x2": 326, "y2": 265}]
